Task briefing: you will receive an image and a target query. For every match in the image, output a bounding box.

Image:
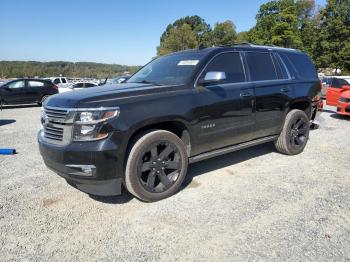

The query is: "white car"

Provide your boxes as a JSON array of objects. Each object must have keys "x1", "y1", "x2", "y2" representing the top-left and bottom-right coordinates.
[
  {"x1": 45, "y1": 77, "x2": 71, "y2": 88},
  {"x1": 58, "y1": 82, "x2": 97, "y2": 93}
]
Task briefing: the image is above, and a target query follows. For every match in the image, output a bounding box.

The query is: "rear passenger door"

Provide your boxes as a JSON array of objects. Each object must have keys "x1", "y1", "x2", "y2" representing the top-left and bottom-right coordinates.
[
  {"x1": 195, "y1": 51, "x2": 255, "y2": 152},
  {"x1": 245, "y1": 51, "x2": 292, "y2": 138},
  {"x1": 26, "y1": 80, "x2": 45, "y2": 102}
]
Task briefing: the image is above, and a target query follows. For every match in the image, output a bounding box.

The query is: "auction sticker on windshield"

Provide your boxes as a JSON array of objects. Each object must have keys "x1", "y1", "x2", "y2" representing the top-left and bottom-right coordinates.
[{"x1": 177, "y1": 60, "x2": 199, "y2": 66}]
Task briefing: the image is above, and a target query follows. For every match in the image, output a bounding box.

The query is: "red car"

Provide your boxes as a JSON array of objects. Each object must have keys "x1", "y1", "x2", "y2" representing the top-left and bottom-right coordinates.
[
  {"x1": 326, "y1": 78, "x2": 350, "y2": 106},
  {"x1": 337, "y1": 91, "x2": 350, "y2": 116}
]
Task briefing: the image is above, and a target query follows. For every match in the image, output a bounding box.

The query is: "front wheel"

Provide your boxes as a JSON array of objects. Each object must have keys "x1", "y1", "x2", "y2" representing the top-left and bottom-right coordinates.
[
  {"x1": 125, "y1": 130, "x2": 188, "y2": 202},
  {"x1": 38, "y1": 95, "x2": 50, "y2": 106},
  {"x1": 275, "y1": 109, "x2": 310, "y2": 155}
]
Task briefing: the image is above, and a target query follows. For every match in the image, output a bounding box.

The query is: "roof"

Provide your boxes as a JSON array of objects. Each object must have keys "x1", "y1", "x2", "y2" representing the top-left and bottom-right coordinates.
[{"x1": 167, "y1": 43, "x2": 302, "y2": 57}]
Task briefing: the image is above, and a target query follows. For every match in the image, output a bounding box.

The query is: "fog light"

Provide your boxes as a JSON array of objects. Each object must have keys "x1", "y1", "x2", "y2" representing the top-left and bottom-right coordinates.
[{"x1": 66, "y1": 164, "x2": 96, "y2": 176}]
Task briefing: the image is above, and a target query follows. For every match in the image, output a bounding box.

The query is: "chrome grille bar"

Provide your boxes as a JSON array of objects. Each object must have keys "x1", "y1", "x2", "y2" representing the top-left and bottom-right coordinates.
[{"x1": 42, "y1": 106, "x2": 72, "y2": 145}]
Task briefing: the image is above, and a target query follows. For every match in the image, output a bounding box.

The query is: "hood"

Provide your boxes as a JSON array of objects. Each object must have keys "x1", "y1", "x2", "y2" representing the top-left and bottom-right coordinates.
[
  {"x1": 341, "y1": 90, "x2": 350, "y2": 99},
  {"x1": 46, "y1": 83, "x2": 184, "y2": 108}
]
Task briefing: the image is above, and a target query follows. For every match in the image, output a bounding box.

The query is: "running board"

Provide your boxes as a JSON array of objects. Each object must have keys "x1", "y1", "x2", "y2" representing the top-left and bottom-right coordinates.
[{"x1": 188, "y1": 135, "x2": 278, "y2": 163}]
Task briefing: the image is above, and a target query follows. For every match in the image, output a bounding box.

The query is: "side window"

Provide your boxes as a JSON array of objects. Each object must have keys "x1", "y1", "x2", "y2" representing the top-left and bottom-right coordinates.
[
  {"x1": 279, "y1": 53, "x2": 298, "y2": 79},
  {"x1": 8, "y1": 80, "x2": 25, "y2": 89},
  {"x1": 28, "y1": 81, "x2": 44, "y2": 87},
  {"x1": 74, "y1": 83, "x2": 84, "y2": 88},
  {"x1": 331, "y1": 79, "x2": 340, "y2": 88},
  {"x1": 246, "y1": 52, "x2": 278, "y2": 81},
  {"x1": 273, "y1": 53, "x2": 289, "y2": 79},
  {"x1": 200, "y1": 52, "x2": 246, "y2": 84},
  {"x1": 61, "y1": 78, "x2": 67, "y2": 83},
  {"x1": 337, "y1": 78, "x2": 349, "y2": 87},
  {"x1": 53, "y1": 78, "x2": 60, "y2": 84},
  {"x1": 284, "y1": 53, "x2": 317, "y2": 79},
  {"x1": 331, "y1": 78, "x2": 348, "y2": 88}
]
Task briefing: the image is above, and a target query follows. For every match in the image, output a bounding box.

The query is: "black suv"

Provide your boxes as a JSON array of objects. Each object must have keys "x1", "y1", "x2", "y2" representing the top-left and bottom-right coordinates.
[
  {"x1": 38, "y1": 44, "x2": 322, "y2": 202},
  {"x1": 0, "y1": 79, "x2": 58, "y2": 106}
]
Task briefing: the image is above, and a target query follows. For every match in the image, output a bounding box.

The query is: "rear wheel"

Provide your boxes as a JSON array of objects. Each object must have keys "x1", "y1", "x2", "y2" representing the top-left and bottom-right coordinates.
[
  {"x1": 125, "y1": 130, "x2": 188, "y2": 202},
  {"x1": 275, "y1": 109, "x2": 310, "y2": 155}
]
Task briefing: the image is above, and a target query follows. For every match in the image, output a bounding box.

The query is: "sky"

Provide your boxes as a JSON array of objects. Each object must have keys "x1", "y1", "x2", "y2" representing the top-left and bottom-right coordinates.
[{"x1": 0, "y1": 0, "x2": 327, "y2": 66}]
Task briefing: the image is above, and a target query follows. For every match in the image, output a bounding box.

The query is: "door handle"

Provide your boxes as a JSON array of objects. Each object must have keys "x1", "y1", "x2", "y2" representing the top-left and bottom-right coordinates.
[
  {"x1": 280, "y1": 87, "x2": 290, "y2": 92},
  {"x1": 240, "y1": 91, "x2": 253, "y2": 97}
]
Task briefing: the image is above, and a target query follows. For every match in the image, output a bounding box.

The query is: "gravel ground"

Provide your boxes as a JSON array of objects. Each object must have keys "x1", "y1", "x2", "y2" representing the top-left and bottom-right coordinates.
[{"x1": 0, "y1": 104, "x2": 349, "y2": 261}]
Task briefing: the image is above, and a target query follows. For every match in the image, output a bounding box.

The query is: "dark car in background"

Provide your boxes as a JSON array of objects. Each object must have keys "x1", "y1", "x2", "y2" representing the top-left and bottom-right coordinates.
[{"x1": 0, "y1": 79, "x2": 58, "y2": 106}]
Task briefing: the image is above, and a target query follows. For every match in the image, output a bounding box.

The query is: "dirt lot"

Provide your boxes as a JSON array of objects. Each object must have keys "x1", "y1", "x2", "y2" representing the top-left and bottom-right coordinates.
[{"x1": 0, "y1": 104, "x2": 349, "y2": 261}]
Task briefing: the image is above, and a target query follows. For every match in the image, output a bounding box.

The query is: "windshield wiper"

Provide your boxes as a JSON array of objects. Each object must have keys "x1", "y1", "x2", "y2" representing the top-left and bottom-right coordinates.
[{"x1": 129, "y1": 80, "x2": 161, "y2": 86}]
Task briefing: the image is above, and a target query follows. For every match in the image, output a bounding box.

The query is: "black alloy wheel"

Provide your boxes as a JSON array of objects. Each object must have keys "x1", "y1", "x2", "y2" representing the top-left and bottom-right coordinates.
[
  {"x1": 275, "y1": 109, "x2": 310, "y2": 155},
  {"x1": 289, "y1": 117, "x2": 308, "y2": 149},
  {"x1": 138, "y1": 141, "x2": 182, "y2": 193},
  {"x1": 125, "y1": 130, "x2": 188, "y2": 202}
]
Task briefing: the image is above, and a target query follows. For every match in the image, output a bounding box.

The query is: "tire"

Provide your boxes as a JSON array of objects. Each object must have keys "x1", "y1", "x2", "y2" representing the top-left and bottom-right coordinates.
[
  {"x1": 275, "y1": 109, "x2": 310, "y2": 155},
  {"x1": 38, "y1": 95, "x2": 50, "y2": 106},
  {"x1": 125, "y1": 130, "x2": 188, "y2": 202}
]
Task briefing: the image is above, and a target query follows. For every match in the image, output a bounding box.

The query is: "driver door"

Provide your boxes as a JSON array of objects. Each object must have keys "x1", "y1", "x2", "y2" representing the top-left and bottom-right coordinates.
[
  {"x1": 1, "y1": 80, "x2": 27, "y2": 104},
  {"x1": 193, "y1": 52, "x2": 255, "y2": 153}
]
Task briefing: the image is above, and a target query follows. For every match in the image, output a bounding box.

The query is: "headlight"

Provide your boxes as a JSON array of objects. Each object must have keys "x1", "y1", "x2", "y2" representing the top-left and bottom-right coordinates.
[
  {"x1": 74, "y1": 109, "x2": 120, "y2": 124},
  {"x1": 72, "y1": 107, "x2": 120, "y2": 141}
]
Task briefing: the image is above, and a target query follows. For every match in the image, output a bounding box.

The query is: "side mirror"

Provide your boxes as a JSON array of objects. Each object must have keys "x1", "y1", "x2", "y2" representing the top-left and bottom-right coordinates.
[{"x1": 198, "y1": 71, "x2": 226, "y2": 86}]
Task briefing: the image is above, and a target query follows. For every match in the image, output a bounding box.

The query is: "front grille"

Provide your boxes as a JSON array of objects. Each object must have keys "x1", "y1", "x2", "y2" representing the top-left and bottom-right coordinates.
[
  {"x1": 42, "y1": 106, "x2": 72, "y2": 145},
  {"x1": 44, "y1": 125, "x2": 64, "y2": 141},
  {"x1": 44, "y1": 107, "x2": 68, "y2": 120}
]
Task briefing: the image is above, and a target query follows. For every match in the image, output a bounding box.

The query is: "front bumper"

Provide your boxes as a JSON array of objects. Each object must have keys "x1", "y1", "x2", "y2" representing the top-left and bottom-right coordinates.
[
  {"x1": 38, "y1": 130, "x2": 123, "y2": 196},
  {"x1": 337, "y1": 101, "x2": 350, "y2": 116}
]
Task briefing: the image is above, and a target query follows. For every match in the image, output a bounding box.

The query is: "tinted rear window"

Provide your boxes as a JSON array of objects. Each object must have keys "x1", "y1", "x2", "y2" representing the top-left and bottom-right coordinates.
[
  {"x1": 246, "y1": 52, "x2": 278, "y2": 81},
  {"x1": 280, "y1": 53, "x2": 317, "y2": 80}
]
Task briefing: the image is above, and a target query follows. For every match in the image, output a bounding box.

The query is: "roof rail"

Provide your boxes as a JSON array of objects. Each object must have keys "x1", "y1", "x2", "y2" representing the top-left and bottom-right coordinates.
[
  {"x1": 215, "y1": 42, "x2": 254, "y2": 48},
  {"x1": 232, "y1": 42, "x2": 253, "y2": 46}
]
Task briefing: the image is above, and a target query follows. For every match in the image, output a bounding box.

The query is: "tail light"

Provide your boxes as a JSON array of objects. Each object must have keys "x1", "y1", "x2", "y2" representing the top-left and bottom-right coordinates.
[{"x1": 52, "y1": 84, "x2": 59, "y2": 91}]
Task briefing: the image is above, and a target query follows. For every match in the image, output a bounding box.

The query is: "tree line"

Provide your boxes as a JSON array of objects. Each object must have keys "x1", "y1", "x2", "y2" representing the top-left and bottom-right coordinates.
[
  {"x1": 1, "y1": 0, "x2": 349, "y2": 78},
  {"x1": 0, "y1": 61, "x2": 140, "y2": 79},
  {"x1": 157, "y1": 0, "x2": 350, "y2": 74}
]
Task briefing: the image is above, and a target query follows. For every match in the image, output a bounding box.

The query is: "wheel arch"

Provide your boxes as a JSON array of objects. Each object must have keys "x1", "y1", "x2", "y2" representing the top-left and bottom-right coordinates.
[
  {"x1": 125, "y1": 118, "x2": 192, "y2": 158},
  {"x1": 287, "y1": 98, "x2": 312, "y2": 119}
]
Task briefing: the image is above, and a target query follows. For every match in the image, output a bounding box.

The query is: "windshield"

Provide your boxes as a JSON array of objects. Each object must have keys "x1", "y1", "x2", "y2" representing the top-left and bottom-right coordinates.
[
  {"x1": 0, "y1": 80, "x2": 9, "y2": 87},
  {"x1": 128, "y1": 52, "x2": 205, "y2": 86}
]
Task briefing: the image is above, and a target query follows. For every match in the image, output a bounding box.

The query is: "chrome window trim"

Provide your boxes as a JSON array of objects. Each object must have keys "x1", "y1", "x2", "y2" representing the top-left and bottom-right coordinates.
[{"x1": 194, "y1": 50, "x2": 295, "y2": 88}]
